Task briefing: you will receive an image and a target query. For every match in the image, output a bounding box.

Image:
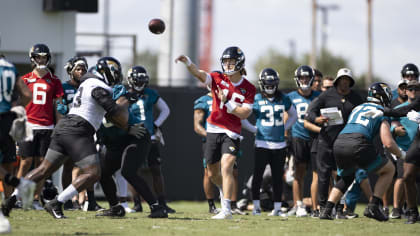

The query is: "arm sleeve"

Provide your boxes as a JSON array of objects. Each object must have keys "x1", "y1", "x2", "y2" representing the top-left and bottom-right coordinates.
[
  {"x1": 384, "y1": 97, "x2": 420, "y2": 117},
  {"x1": 154, "y1": 97, "x2": 170, "y2": 127},
  {"x1": 305, "y1": 96, "x2": 323, "y2": 123},
  {"x1": 91, "y1": 87, "x2": 119, "y2": 116},
  {"x1": 241, "y1": 119, "x2": 257, "y2": 134},
  {"x1": 204, "y1": 73, "x2": 212, "y2": 86},
  {"x1": 285, "y1": 105, "x2": 297, "y2": 131}
]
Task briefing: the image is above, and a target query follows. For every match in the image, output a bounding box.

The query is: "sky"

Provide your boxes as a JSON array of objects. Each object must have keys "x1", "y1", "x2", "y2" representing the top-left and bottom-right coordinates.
[{"x1": 77, "y1": 0, "x2": 420, "y2": 88}]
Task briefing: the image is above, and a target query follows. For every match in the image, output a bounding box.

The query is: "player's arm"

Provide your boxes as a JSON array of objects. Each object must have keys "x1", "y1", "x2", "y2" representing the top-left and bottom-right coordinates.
[
  {"x1": 13, "y1": 77, "x2": 32, "y2": 106},
  {"x1": 154, "y1": 97, "x2": 170, "y2": 128},
  {"x1": 91, "y1": 87, "x2": 129, "y2": 130},
  {"x1": 217, "y1": 86, "x2": 252, "y2": 119},
  {"x1": 380, "y1": 120, "x2": 405, "y2": 159},
  {"x1": 304, "y1": 119, "x2": 321, "y2": 133},
  {"x1": 390, "y1": 120, "x2": 406, "y2": 137},
  {"x1": 241, "y1": 119, "x2": 257, "y2": 134},
  {"x1": 193, "y1": 109, "x2": 207, "y2": 137},
  {"x1": 175, "y1": 55, "x2": 208, "y2": 83},
  {"x1": 284, "y1": 105, "x2": 297, "y2": 131},
  {"x1": 53, "y1": 96, "x2": 65, "y2": 122}
]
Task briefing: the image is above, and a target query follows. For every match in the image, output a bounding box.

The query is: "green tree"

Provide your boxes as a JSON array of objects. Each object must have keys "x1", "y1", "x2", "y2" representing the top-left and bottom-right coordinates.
[{"x1": 253, "y1": 48, "x2": 300, "y2": 89}]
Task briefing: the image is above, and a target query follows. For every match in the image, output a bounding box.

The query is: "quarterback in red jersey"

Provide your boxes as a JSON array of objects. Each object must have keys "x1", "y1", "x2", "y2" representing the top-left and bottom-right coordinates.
[
  {"x1": 176, "y1": 46, "x2": 256, "y2": 219},
  {"x1": 16, "y1": 44, "x2": 64, "y2": 209}
]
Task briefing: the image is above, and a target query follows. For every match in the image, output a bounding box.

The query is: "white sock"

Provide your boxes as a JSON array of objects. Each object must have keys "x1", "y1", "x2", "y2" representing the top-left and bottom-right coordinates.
[
  {"x1": 57, "y1": 185, "x2": 78, "y2": 203},
  {"x1": 253, "y1": 200, "x2": 261, "y2": 210},
  {"x1": 114, "y1": 169, "x2": 128, "y2": 198},
  {"x1": 274, "y1": 202, "x2": 282, "y2": 211},
  {"x1": 297, "y1": 200, "x2": 304, "y2": 208},
  {"x1": 223, "y1": 199, "x2": 231, "y2": 213},
  {"x1": 12, "y1": 189, "x2": 18, "y2": 198},
  {"x1": 218, "y1": 187, "x2": 224, "y2": 208}
]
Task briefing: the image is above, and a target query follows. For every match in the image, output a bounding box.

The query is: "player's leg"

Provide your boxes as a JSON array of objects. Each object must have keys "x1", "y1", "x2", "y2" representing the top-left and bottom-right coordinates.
[
  {"x1": 251, "y1": 148, "x2": 269, "y2": 215},
  {"x1": 290, "y1": 138, "x2": 309, "y2": 217},
  {"x1": 148, "y1": 142, "x2": 175, "y2": 213},
  {"x1": 391, "y1": 158, "x2": 405, "y2": 219},
  {"x1": 268, "y1": 148, "x2": 287, "y2": 217},
  {"x1": 120, "y1": 137, "x2": 167, "y2": 218},
  {"x1": 402, "y1": 162, "x2": 419, "y2": 224},
  {"x1": 205, "y1": 133, "x2": 223, "y2": 189},
  {"x1": 61, "y1": 158, "x2": 75, "y2": 210},
  {"x1": 203, "y1": 161, "x2": 217, "y2": 213}
]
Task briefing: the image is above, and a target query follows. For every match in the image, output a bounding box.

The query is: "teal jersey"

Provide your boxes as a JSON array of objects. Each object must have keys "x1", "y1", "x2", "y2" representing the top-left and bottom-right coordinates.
[
  {"x1": 340, "y1": 103, "x2": 389, "y2": 141},
  {"x1": 393, "y1": 101, "x2": 419, "y2": 151},
  {"x1": 253, "y1": 93, "x2": 292, "y2": 142},
  {"x1": 287, "y1": 90, "x2": 320, "y2": 140},
  {"x1": 193, "y1": 94, "x2": 212, "y2": 129},
  {"x1": 129, "y1": 87, "x2": 160, "y2": 135},
  {"x1": 0, "y1": 59, "x2": 17, "y2": 113},
  {"x1": 62, "y1": 81, "x2": 77, "y2": 109}
]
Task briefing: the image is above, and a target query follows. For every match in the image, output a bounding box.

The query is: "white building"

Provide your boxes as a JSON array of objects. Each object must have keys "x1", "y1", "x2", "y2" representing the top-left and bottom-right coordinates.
[{"x1": 0, "y1": 0, "x2": 96, "y2": 81}]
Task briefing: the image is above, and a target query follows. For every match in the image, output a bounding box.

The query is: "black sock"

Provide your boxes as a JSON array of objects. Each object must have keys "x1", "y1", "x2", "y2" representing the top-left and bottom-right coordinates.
[
  {"x1": 87, "y1": 190, "x2": 96, "y2": 204},
  {"x1": 208, "y1": 199, "x2": 215, "y2": 207},
  {"x1": 325, "y1": 201, "x2": 335, "y2": 211},
  {"x1": 158, "y1": 196, "x2": 166, "y2": 205},
  {"x1": 370, "y1": 196, "x2": 382, "y2": 206},
  {"x1": 231, "y1": 201, "x2": 237, "y2": 209},
  {"x1": 4, "y1": 174, "x2": 20, "y2": 188}
]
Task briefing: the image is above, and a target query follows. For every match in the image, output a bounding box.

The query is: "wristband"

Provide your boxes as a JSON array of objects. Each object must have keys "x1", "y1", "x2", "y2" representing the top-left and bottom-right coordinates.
[
  {"x1": 183, "y1": 56, "x2": 192, "y2": 66},
  {"x1": 225, "y1": 100, "x2": 237, "y2": 113}
]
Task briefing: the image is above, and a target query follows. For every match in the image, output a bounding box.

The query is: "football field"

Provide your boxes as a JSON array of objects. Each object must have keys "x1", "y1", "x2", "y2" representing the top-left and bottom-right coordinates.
[{"x1": 8, "y1": 201, "x2": 420, "y2": 236}]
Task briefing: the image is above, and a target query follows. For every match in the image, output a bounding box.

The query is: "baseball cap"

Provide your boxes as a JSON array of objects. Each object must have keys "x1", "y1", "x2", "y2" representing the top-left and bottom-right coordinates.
[
  {"x1": 397, "y1": 79, "x2": 408, "y2": 88},
  {"x1": 407, "y1": 80, "x2": 420, "y2": 88},
  {"x1": 334, "y1": 68, "x2": 355, "y2": 87}
]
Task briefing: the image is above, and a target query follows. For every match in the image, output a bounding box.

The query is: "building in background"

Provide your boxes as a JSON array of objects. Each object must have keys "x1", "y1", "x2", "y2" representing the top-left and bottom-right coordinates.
[{"x1": 0, "y1": 0, "x2": 97, "y2": 81}]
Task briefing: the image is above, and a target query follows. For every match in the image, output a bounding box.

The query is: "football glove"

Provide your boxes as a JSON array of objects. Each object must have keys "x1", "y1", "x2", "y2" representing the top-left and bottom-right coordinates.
[
  {"x1": 128, "y1": 123, "x2": 148, "y2": 139},
  {"x1": 407, "y1": 110, "x2": 420, "y2": 123}
]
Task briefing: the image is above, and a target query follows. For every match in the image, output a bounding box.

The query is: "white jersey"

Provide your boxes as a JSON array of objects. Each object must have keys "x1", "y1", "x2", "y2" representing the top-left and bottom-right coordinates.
[{"x1": 69, "y1": 77, "x2": 112, "y2": 131}]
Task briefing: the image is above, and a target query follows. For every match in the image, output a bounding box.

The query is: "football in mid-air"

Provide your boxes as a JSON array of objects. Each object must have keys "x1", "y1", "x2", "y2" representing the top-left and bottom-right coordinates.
[{"x1": 148, "y1": 18, "x2": 165, "y2": 34}]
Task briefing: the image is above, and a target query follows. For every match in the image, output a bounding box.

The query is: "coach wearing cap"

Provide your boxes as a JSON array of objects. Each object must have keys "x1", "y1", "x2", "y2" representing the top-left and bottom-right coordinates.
[
  {"x1": 391, "y1": 79, "x2": 408, "y2": 108},
  {"x1": 304, "y1": 68, "x2": 364, "y2": 210}
]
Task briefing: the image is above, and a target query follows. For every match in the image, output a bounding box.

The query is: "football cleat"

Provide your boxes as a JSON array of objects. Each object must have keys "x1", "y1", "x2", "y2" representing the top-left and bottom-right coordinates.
[
  {"x1": 1, "y1": 195, "x2": 17, "y2": 217},
  {"x1": 44, "y1": 198, "x2": 66, "y2": 219},
  {"x1": 149, "y1": 204, "x2": 168, "y2": 218},
  {"x1": 211, "y1": 210, "x2": 233, "y2": 220},
  {"x1": 365, "y1": 203, "x2": 388, "y2": 222},
  {"x1": 268, "y1": 209, "x2": 287, "y2": 218},
  {"x1": 96, "y1": 205, "x2": 125, "y2": 217},
  {"x1": 296, "y1": 206, "x2": 308, "y2": 217},
  {"x1": 390, "y1": 208, "x2": 402, "y2": 219}
]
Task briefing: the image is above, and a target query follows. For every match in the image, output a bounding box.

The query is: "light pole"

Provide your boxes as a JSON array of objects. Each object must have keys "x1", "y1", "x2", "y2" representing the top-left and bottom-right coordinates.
[
  {"x1": 367, "y1": 0, "x2": 373, "y2": 88},
  {"x1": 316, "y1": 4, "x2": 339, "y2": 52}
]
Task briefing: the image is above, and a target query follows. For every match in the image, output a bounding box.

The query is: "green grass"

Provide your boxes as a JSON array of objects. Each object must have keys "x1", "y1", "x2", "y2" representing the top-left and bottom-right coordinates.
[{"x1": 7, "y1": 201, "x2": 420, "y2": 236}]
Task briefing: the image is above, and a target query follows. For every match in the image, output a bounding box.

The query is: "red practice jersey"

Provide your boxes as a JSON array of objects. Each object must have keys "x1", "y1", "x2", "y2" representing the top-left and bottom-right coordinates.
[
  {"x1": 207, "y1": 72, "x2": 256, "y2": 134},
  {"x1": 22, "y1": 72, "x2": 64, "y2": 126}
]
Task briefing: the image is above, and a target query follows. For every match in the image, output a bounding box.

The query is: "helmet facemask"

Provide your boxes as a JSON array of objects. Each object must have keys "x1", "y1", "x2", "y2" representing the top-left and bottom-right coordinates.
[
  {"x1": 295, "y1": 76, "x2": 313, "y2": 91},
  {"x1": 128, "y1": 73, "x2": 149, "y2": 93}
]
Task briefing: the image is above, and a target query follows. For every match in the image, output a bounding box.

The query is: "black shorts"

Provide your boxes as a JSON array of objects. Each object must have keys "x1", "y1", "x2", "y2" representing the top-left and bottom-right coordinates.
[
  {"x1": 333, "y1": 133, "x2": 387, "y2": 176},
  {"x1": 204, "y1": 133, "x2": 240, "y2": 165},
  {"x1": 18, "y1": 129, "x2": 52, "y2": 158},
  {"x1": 147, "y1": 141, "x2": 162, "y2": 167},
  {"x1": 405, "y1": 133, "x2": 420, "y2": 167},
  {"x1": 0, "y1": 112, "x2": 17, "y2": 163},
  {"x1": 49, "y1": 115, "x2": 97, "y2": 164},
  {"x1": 292, "y1": 137, "x2": 316, "y2": 169}
]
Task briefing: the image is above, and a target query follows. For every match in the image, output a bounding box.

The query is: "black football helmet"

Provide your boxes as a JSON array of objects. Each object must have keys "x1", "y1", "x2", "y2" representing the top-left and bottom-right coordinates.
[
  {"x1": 29, "y1": 43, "x2": 51, "y2": 69},
  {"x1": 127, "y1": 66, "x2": 149, "y2": 92},
  {"x1": 40, "y1": 179, "x2": 58, "y2": 206},
  {"x1": 64, "y1": 56, "x2": 88, "y2": 80},
  {"x1": 220, "y1": 46, "x2": 245, "y2": 75},
  {"x1": 294, "y1": 65, "x2": 314, "y2": 91},
  {"x1": 258, "y1": 68, "x2": 279, "y2": 95},
  {"x1": 96, "y1": 56, "x2": 122, "y2": 86},
  {"x1": 401, "y1": 63, "x2": 419, "y2": 80},
  {"x1": 367, "y1": 82, "x2": 393, "y2": 107}
]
